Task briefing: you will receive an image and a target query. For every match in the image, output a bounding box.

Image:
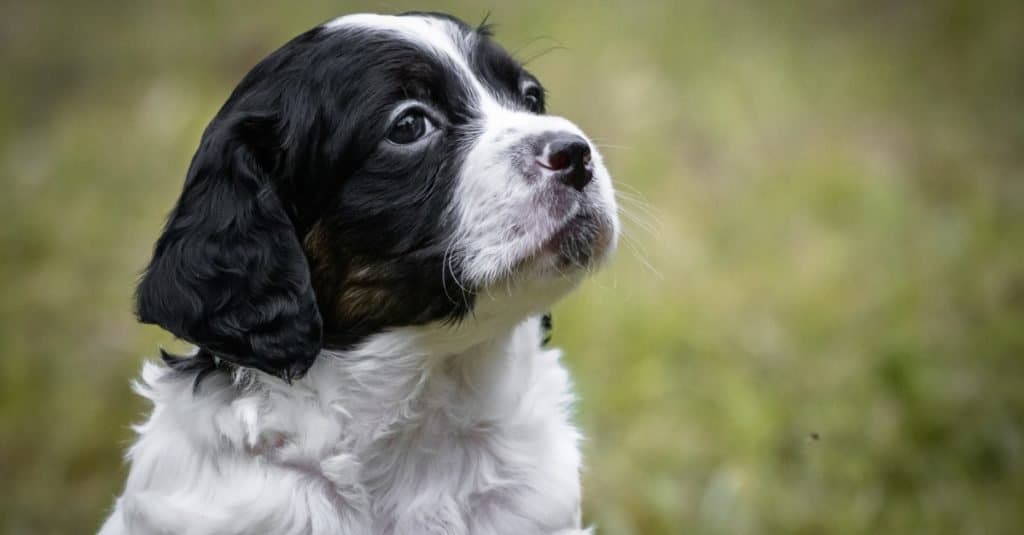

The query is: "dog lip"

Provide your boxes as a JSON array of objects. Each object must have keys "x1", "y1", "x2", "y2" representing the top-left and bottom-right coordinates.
[
  {"x1": 538, "y1": 209, "x2": 603, "y2": 258},
  {"x1": 544, "y1": 213, "x2": 587, "y2": 247}
]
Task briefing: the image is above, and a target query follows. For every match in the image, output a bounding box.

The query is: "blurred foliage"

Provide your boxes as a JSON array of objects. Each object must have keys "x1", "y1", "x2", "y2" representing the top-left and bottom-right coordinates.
[{"x1": 2, "y1": 0, "x2": 1023, "y2": 533}]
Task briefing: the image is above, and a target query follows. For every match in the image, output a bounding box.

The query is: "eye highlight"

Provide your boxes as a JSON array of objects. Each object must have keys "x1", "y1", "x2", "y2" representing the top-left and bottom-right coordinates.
[
  {"x1": 386, "y1": 108, "x2": 436, "y2": 145},
  {"x1": 522, "y1": 84, "x2": 544, "y2": 114}
]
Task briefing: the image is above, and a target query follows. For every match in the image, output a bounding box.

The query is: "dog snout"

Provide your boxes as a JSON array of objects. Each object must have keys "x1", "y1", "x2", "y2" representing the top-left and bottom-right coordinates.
[{"x1": 536, "y1": 132, "x2": 593, "y2": 192}]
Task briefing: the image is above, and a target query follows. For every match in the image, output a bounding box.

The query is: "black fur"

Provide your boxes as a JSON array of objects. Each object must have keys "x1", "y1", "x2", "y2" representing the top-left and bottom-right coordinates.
[
  {"x1": 541, "y1": 312, "x2": 553, "y2": 346},
  {"x1": 136, "y1": 110, "x2": 323, "y2": 382},
  {"x1": 137, "y1": 14, "x2": 546, "y2": 381}
]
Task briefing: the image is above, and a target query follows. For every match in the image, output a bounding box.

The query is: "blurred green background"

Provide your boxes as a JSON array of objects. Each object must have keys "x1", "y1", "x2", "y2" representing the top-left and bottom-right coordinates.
[{"x1": 2, "y1": 1, "x2": 1023, "y2": 533}]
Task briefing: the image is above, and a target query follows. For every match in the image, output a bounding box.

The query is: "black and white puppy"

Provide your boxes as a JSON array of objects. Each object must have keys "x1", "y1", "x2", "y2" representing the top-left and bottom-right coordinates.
[{"x1": 101, "y1": 12, "x2": 618, "y2": 535}]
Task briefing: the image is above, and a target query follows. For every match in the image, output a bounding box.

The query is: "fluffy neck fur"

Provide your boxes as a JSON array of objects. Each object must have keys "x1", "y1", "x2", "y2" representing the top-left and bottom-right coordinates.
[{"x1": 102, "y1": 315, "x2": 587, "y2": 535}]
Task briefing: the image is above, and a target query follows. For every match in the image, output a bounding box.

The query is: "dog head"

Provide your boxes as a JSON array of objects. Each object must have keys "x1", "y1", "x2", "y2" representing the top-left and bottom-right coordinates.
[{"x1": 137, "y1": 12, "x2": 619, "y2": 380}]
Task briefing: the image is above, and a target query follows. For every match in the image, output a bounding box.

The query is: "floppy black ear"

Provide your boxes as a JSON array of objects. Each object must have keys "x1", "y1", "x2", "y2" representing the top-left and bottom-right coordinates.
[{"x1": 136, "y1": 112, "x2": 322, "y2": 381}]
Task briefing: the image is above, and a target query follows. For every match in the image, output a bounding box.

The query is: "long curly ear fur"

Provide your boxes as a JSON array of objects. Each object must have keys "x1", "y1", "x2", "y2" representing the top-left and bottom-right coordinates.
[{"x1": 136, "y1": 112, "x2": 322, "y2": 382}]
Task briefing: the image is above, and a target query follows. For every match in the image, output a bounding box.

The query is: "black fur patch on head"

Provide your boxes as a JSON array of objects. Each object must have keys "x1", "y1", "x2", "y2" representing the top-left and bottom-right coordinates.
[{"x1": 137, "y1": 14, "x2": 544, "y2": 380}]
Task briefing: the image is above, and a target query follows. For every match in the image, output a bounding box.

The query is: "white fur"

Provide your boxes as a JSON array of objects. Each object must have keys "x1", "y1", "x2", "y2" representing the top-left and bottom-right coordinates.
[
  {"x1": 453, "y1": 107, "x2": 618, "y2": 286},
  {"x1": 101, "y1": 318, "x2": 591, "y2": 535}
]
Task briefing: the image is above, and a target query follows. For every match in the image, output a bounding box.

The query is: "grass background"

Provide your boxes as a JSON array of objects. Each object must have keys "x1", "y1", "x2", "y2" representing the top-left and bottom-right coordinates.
[{"x1": 2, "y1": 1, "x2": 1023, "y2": 533}]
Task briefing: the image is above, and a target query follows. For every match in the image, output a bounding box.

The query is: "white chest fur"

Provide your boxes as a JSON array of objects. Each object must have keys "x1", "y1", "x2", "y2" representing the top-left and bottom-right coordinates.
[{"x1": 100, "y1": 317, "x2": 587, "y2": 535}]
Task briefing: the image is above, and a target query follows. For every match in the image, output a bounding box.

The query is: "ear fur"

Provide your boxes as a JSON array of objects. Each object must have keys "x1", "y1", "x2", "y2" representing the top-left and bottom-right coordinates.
[{"x1": 136, "y1": 112, "x2": 322, "y2": 381}]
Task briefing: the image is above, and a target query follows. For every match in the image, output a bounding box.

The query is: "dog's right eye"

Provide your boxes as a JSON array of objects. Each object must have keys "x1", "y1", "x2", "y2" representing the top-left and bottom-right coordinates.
[
  {"x1": 387, "y1": 109, "x2": 436, "y2": 145},
  {"x1": 521, "y1": 83, "x2": 544, "y2": 114}
]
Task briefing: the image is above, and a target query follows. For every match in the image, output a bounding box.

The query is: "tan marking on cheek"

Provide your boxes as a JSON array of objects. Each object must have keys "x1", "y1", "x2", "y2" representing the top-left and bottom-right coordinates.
[
  {"x1": 347, "y1": 263, "x2": 378, "y2": 283},
  {"x1": 302, "y1": 222, "x2": 334, "y2": 273},
  {"x1": 302, "y1": 221, "x2": 351, "y2": 327},
  {"x1": 301, "y1": 226, "x2": 413, "y2": 331},
  {"x1": 336, "y1": 284, "x2": 392, "y2": 320}
]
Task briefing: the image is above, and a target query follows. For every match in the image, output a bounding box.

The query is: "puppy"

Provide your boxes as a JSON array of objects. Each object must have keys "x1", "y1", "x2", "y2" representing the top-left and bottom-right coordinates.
[{"x1": 101, "y1": 12, "x2": 618, "y2": 535}]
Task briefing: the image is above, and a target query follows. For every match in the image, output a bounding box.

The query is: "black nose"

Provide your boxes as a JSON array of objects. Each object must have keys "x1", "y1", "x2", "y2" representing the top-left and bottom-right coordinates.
[{"x1": 540, "y1": 133, "x2": 593, "y2": 192}]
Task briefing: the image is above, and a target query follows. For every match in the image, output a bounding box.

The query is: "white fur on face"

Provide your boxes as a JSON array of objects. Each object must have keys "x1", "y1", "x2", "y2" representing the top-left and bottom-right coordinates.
[
  {"x1": 328, "y1": 13, "x2": 619, "y2": 300},
  {"x1": 452, "y1": 109, "x2": 618, "y2": 286}
]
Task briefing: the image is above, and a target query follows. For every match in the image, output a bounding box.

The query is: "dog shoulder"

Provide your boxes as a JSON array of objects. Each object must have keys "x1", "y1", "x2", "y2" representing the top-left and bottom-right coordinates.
[{"x1": 107, "y1": 361, "x2": 371, "y2": 534}]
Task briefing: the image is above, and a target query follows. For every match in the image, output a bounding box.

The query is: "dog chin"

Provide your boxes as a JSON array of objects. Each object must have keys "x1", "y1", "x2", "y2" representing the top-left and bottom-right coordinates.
[
  {"x1": 470, "y1": 220, "x2": 615, "y2": 326},
  {"x1": 514, "y1": 211, "x2": 618, "y2": 279}
]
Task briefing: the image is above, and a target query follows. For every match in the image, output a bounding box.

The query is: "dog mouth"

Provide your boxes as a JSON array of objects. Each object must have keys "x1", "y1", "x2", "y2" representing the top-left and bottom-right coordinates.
[
  {"x1": 518, "y1": 208, "x2": 615, "y2": 274},
  {"x1": 543, "y1": 211, "x2": 592, "y2": 250}
]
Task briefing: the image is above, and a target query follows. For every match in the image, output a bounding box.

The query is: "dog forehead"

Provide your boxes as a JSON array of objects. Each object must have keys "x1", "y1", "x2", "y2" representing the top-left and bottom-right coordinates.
[
  {"x1": 324, "y1": 14, "x2": 471, "y2": 70},
  {"x1": 323, "y1": 13, "x2": 513, "y2": 111}
]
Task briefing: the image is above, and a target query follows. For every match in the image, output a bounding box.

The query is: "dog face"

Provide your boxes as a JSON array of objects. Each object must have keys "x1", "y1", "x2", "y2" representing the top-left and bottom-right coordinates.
[{"x1": 137, "y1": 12, "x2": 618, "y2": 380}]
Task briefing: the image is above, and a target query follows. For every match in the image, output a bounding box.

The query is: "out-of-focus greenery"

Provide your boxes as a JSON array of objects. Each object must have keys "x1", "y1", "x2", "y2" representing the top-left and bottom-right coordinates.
[{"x1": 2, "y1": 0, "x2": 1022, "y2": 533}]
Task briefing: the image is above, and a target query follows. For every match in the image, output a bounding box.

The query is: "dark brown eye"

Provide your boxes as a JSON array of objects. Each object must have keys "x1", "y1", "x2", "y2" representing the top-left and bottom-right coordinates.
[
  {"x1": 523, "y1": 85, "x2": 543, "y2": 113},
  {"x1": 387, "y1": 109, "x2": 435, "y2": 144}
]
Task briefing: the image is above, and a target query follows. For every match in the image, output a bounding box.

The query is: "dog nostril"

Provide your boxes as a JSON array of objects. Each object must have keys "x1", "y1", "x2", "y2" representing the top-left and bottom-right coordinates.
[
  {"x1": 541, "y1": 134, "x2": 593, "y2": 192},
  {"x1": 547, "y1": 150, "x2": 572, "y2": 171},
  {"x1": 545, "y1": 139, "x2": 590, "y2": 171}
]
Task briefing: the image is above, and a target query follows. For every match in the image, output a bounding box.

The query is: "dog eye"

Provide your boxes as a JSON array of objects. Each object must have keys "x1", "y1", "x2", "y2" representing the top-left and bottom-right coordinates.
[
  {"x1": 387, "y1": 109, "x2": 435, "y2": 145},
  {"x1": 523, "y1": 85, "x2": 543, "y2": 113}
]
